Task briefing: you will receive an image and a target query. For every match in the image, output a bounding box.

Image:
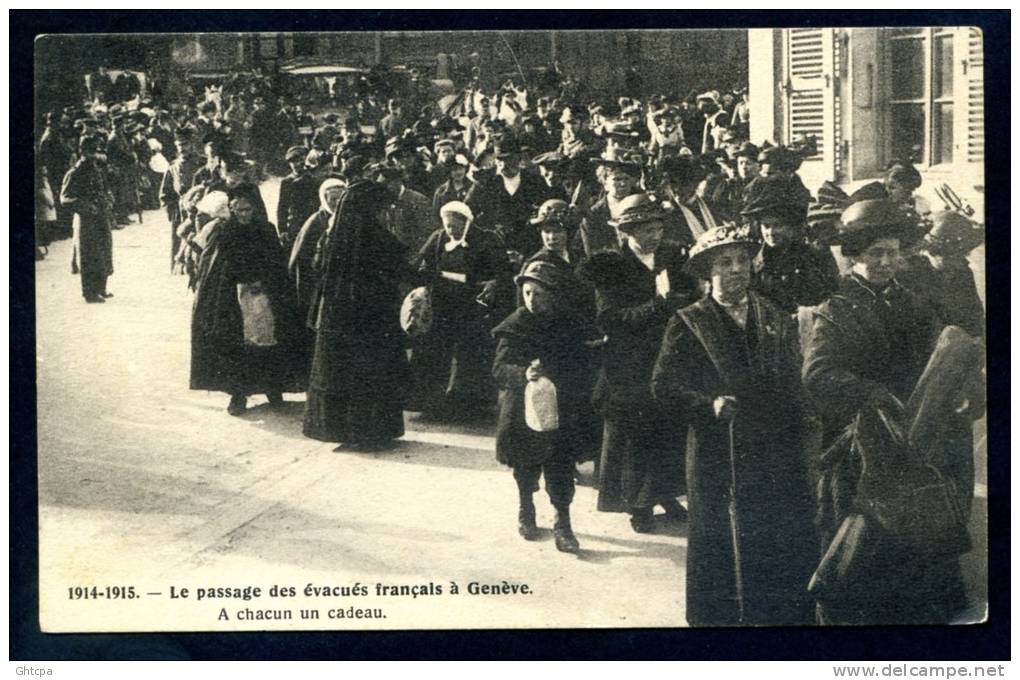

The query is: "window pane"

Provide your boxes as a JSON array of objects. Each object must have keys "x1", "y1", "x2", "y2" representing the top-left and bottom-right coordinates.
[
  {"x1": 933, "y1": 102, "x2": 953, "y2": 164},
  {"x1": 890, "y1": 39, "x2": 925, "y2": 99},
  {"x1": 891, "y1": 103, "x2": 925, "y2": 162},
  {"x1": 933, "y1": 34, "x2": 954, "y2": 99}
]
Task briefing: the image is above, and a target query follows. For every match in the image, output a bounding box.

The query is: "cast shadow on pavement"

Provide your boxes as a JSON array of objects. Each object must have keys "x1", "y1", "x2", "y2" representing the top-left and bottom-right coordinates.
[
  {"x1": 575, "y1": 532, "x2": 688, "y2": 567},
  {"x1": 342, "y1": 439, "x2": 502, "y2": 473},
  {"x1": 236, "y1": 398, "x2": 308, "y2": 438}
]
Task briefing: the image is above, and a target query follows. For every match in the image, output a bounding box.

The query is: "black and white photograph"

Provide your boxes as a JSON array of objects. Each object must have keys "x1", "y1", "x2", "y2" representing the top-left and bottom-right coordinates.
[{"x1": 23, "y1": 18, "x2": 995, "y2": 640}]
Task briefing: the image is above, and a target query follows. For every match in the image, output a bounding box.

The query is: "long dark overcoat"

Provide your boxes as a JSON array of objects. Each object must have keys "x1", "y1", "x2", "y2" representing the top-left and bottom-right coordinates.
[
  {"x1": 303, "y1": 182, "x2": 414, "y2": 444},
  {"x1": 190, "y1": 216, "x2": 305, "y2": 396},
  {"x1": 60, "y1": 159, "x2": 114, "y2": 280},
  {"x1": 651, "y1": 292, "x2": 817, "y2": 626},
  {"x1": 589, "y1": 243, "x2": 699, "y2": 511}
]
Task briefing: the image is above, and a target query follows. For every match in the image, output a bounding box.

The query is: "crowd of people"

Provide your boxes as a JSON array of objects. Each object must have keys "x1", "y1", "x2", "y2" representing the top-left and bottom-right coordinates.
[{"x1": 36, "y1": 63, "x2": 986, "y2": 628}]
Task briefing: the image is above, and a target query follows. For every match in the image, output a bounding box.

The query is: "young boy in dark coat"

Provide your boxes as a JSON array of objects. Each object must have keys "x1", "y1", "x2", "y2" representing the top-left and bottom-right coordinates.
[{"x1": 491, "y1": 261, "x2": 598, "y2": 553}]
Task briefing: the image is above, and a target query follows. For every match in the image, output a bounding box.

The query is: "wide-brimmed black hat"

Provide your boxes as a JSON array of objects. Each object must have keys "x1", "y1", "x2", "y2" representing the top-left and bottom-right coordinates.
[
  {"x1": 885, "y1": 162, "x2": 923, "y2": 190},
  {"x1": 531, "y1": 150, "x2": 568, "y2": 169},
  {"x1": 220, "y1": 150, "x2": 253, "y2": 171},
  {"x1": 741, "y1": 174, "x2": 809, "y2": 225},
  {"x1": 836, "y1": 199, "x2": 917, "y2": 256},
  {"x1": 734, "y1": 141, "x2": 760, "y2": 160},
  {"x1": 657, "y1": 155, "x2": 704, "y2": 186},
  {"x1": 434, "y1": 117, "x2": 465, "y2": 133},
  {"x1": 591, "y1": 148, "x2": 644, "y2": 173}
]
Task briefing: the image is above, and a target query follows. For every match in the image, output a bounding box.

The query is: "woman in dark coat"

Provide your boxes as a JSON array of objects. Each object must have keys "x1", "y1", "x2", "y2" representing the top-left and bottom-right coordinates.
[
  {"x1": 408, "y1": 200, "x2": 513, "y2": 419},
  {"x1": 302, "y1": 180, "x2": 416, "y2": 448},
  {"x1": 741, "y1": 174, "x2": 839, "y2": 315},
  {"x1": 802, "y1": 200, "x2": 981, "y2": 625},
  {"x1": 586, "y1": 193, "x2": 701, "y2": 533},
  {"x1": 651, "y1": 223, "x2": 817, "y2": 627},
  {"x1": 288, "y1": 178, "x2": 345, "y2": 355},
  {"x1": 190, "y1": 191, "x2": 305, "y2": 415},
  {"x1": 492, "y1": 261, "x2": 595, "y2": 553}
]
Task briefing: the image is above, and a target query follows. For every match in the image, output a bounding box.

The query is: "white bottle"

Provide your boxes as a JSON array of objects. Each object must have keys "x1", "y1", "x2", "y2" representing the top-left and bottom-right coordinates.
[{"x1": 525, "y1": 376, "x2": 559, "y2": 432}]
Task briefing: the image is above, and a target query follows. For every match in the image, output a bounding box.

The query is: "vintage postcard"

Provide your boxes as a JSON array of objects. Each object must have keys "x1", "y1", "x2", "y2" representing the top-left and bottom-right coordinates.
[{"x1": 33, "y1": 25, "x2": 987, "y2": 633}]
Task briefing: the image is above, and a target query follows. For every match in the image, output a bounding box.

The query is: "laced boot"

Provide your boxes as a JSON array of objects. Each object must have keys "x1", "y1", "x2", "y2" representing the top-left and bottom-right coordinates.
[
  {"x1": 518, "y1": 494, "x2": 539, "y2": 541},
  {"x1": 552, "y1": 505, "x2": 580, "y2": 553}
]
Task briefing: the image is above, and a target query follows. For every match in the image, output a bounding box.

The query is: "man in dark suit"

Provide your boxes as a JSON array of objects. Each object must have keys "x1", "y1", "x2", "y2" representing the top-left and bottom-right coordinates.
[
  {"x1": 465, "y1": 137, "x2": 552, "y2": 267},
  {"x1": 276, "y1": 145, "x2": 320, "y2": 248}
]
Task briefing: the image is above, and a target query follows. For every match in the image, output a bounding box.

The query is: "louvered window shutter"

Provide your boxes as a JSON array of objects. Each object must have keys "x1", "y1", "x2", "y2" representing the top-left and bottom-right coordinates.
[
  {"x1": 965, "y1": 28, "x2": 984, "y2": 165},
  {"x1": 784, "y1": 28, "x2": 838, "y2": 186}
]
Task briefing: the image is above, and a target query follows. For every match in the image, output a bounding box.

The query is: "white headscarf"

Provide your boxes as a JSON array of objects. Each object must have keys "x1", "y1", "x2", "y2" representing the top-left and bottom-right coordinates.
[
  {"x1": 439, "y1": 200, "x2": 474, "y2": 251},
  {"x1": 196, "y1": 190, "x2": 230, "y2": 220},
  {"x1": 318, "y1": 178, "x2": 346, "y2": 215}
]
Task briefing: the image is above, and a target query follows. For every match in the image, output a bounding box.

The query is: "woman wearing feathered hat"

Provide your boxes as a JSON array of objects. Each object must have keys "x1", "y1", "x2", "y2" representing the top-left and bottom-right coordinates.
[
  {"x1": 802, "y1": 199, "x2": 983, "y2": 624},
  {"x1": 651, "y1": 222, "x2": 817, "y2": 626}
]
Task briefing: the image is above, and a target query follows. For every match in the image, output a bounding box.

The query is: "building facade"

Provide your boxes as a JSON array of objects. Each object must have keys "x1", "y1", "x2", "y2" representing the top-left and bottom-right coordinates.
[
  {"x1": 158, "y1": 30, "x2": 747, "y2": 97},
  {"x1": 748, "y1": 27, "x2": 985, "y2": 213}
]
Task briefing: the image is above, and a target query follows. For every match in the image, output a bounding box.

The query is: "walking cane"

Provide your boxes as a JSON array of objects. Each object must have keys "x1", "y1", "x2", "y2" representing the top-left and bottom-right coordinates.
[{"x1": 727, "y1": 417, "x2": 746, "y2": 624}]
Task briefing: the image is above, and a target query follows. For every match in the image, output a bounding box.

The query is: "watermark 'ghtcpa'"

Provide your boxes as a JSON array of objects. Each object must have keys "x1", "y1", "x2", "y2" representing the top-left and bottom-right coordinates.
[{"x1": 16, "y1": 668, "x2": 53, "y2": 676}]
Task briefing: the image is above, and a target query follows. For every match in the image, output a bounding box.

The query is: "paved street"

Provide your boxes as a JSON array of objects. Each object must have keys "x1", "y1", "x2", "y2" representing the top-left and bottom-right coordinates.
[{"x1": 34, "y1": 179, "x2": 986, "y2": 633}]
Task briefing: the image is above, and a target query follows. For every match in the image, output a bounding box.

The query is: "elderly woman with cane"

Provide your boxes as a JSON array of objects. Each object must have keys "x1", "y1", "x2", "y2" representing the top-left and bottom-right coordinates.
[{"x1": 651, "y1": 223, "x2": 817, "y2": 627}]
